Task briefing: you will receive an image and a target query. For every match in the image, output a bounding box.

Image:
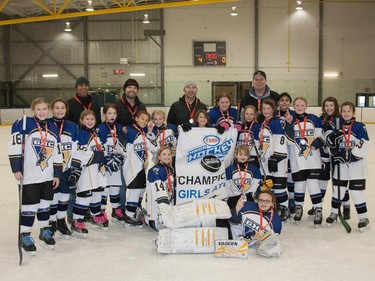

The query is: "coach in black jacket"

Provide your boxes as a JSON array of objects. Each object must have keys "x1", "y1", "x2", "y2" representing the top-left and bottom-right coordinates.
[
  {"x1": 66, "y1": 76, "x2": 101, "y2": 125},
  {"x1": 115, "y1": 78, "x2": 146, "y2": 126},
  {"x1": 167, "y1": 80, "x2": 207, "y2": 126},
  {"x1": 240, "y1": 70, "x2": 279, "y2": 122}
]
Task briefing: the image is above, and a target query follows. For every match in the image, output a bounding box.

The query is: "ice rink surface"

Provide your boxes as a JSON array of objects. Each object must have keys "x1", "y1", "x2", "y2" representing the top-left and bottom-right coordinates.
[{"x1": 0, "y1": 124, "x2": 374, "y2": 281}]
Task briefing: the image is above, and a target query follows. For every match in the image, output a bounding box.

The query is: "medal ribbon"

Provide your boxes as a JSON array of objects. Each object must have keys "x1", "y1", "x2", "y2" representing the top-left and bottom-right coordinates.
[
  {"x1": 257, "y1": 99, "x2": 261, "y2": 112},
  {"x1": 219, "y1": 108, "x2": 229, "y2": 123},
  {"x1": 342, "y1": 122, "x2": 353, "y2": 149},
  {"x1": 121, "y1": 96, "x2": 137, "y2": 119},
  {"x1": 259, "y1": 207, "x2": 274, "y2": 231},
  {"x1": 107, "y1": 123, "x2": 117, "y2": 152},
  {"x1": 296, "y1": 116, "x2": 307, "y2": 141},
  {"x1": 259, "y1": 118, "x2": 271, "y2": 147},
  {"x1": 54, "y1": 120, "x2": 64, "y2": 138},
  {"x1": 157, "y1": 128, "x2": 165, "y2": 147},
  {"x1": 74, "y1": 96, "x2": 92, "y2": 110},
  {"x1": 134, "y1": 125, "x2": 148, "y2": 158},
  {"x1": 89, "y1": 131, "x2": 102, "y2": 151},
  {"x1": 185, "y1": 98, "x2": 198, "y2": 121},
  {"x1": 162, "y1": 164, "x2": 172, "y2": 192},
  {"x1": 237, "y1": 163, "x2": 248, "y2": 191},
  {"x1": 35, "y1": 118, "x2": 48, "y2": 152},
  {"x1": 244, "y1": 122, "x2": 254, "y2": 146}
]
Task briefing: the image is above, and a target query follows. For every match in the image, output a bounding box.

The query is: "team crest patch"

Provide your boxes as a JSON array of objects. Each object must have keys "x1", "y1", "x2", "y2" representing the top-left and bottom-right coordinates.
[
  {"x1": 32, "y1": 137, "x2": 54, "y2": 171},
  {"x1": 60, "y1": 142, "x2": 72, "y2": 172},
  {"x1": 296, "y1": 129, "x2": 314, "y2": 159}
]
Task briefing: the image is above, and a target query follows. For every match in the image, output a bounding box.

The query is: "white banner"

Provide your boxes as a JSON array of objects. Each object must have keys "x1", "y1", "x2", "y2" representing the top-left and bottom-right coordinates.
[{"x1": 175, "y1": 127, "x2": 238, "y2": 204}]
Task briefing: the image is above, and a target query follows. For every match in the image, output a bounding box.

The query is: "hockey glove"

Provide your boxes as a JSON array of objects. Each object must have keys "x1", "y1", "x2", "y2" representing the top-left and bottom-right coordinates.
[
  {"x1": 105, "y1": 155, "x2": 120, "y2": 172},
  {"x1": 333, "y1": 151, "x2": 349, "y2": 165},
  {"x1": 181, "y1": 122, "x2": 192, "y2": 132},
  {"x1": 233, "y1": 122, "x2": 242, "y2": 132},
  {"x1": 326, "y1": 131, "x2": 343, "y2": 149},
  {"x1": 249, "y1": 156, "x2": 259, "y2": 167},
  {"x1": 219, "y1": 121, "x2": 230, "y2": 131},
  {"x1": 215, "y1": 124, "x2": 226, "y2": 134},
  {"x1": 261, "y1": 179, "x2": 273, "y2": 190},
  {"x1": 112, "y1": 153, "x2": 124, "y2": 166},
  {"x1": 268, "y1": 155, "x2": 281, "y2": 173},
  {"x1": 68, "y1": 167, "x2": 82, "y2": 184}
]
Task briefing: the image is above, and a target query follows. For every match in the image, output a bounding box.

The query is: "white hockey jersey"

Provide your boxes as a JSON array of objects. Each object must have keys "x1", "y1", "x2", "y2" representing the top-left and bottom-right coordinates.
[{"x1": 8, "y1": 116, "x2": 63, "y2": 185}]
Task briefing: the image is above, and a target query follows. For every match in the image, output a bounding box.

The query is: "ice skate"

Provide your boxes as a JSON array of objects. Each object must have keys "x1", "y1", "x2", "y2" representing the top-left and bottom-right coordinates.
[
  {"x1": 289, "y1": 199, "x2": 295, "y2": 215},
  {"x1": 135, "y1": 208, "x2": 147, "y2": 224},
  {"x1": 49, "y1": 221, "x2": 57, "y2": 236},
  {"x1": 91, "y1": 213, "x2": 109, "y2": 231},
  {"x1": 358, "y1": 218, "x2": 370, "y2": 232},
  {"x1": 56, "y1": 218, "x2": 72, "y2": 239},
  {"x1": 343, "y1": 206, "x2": 351, "y2": 220},
  {"x1": 124, "y1": 213, "x2": 143, "y2": 228},
  {"x1": 278, "y1": 205, "x2": 291, "y2": 223},
  {"x1": 39, "y1": 227, "x2": 55, "y2": 249},
  {"x1": 71, "y1": 219, "x2": 88, "y2": 239},
  {"x1": 313, "y1": 207, "x2": 323, "y2": 227},
  {"x1": 294, "y1": 205, "x2": 303, "y2": 223},
  {"x1": 326, "y1": 213, "x2": 338, "y2": 227},
  {"x1": 20, "y1": 232, "x2": 36, "y2": 256},
  {"x1": 111, "y1": 208, "x2": 125, "y2": 224},
  {"x1": 307, "y1": 207, "x2": 315, "y2": 219}
]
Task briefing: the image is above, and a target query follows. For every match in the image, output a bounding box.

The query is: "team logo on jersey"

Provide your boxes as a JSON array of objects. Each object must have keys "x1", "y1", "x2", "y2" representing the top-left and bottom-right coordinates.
[
  {"x1": 243, "y1": 213, "x2": 270, "y2": 243},
  {"x1": 134, "y1": 141, "x2": 146, "y2": 163},
  {"x1": 32, "y1": 137, "x2": 54, "y2": 171},
  {"x1": 295, "y1": 128, "x2": 314, "y2": 159},
  {"x1": 99, "y1": 163, "x2": 106, "y2": 176},
  {"x1": 233, "y1": 172, "x2": 252, "y2": 192},
  {"x1": 60, "y1": 142, "x2": 72, "y2": 172}
]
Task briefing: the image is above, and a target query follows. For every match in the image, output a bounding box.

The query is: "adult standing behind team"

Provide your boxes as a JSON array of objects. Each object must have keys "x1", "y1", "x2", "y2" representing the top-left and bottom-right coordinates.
[
  {"x1": 240, "y1": 70, "x2": 279, "y2": 122},
  {"x1": 167, "y1": 81, "x2": 207, "y2": 126},
  {"x1": 66, "y1": 77, "x2": 101, "y2": 125},
  {"x1": 115, "y1": 78, "x2": 146, "y2": 126}
]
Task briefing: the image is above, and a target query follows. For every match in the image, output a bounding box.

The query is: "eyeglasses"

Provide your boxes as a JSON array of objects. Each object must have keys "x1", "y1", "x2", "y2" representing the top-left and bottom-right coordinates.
[{"x1": 258, "y1": 199, "x2": 272, "y2": 204}]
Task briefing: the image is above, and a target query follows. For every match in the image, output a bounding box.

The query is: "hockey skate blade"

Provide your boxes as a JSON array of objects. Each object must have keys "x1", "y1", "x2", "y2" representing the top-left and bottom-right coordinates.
[
  {"x1": 111, "y1": 217, "x2": 125, "y2": 225},
  {"x1": 39, "y1": 241, "x2": 54, "y2": 250},
  {"x1": 325, "y1": 221, "x2": 337, "y2": 228},
  {"x1": 71, "y1": 231, "x2": 88, "y2": 239},
  {"x1": 57, "y1": 231, "x2": 71, "y2": 240},
  {"x1": 22, "y1": 249, "x2": 36, "y2": 256},
  {"x1": 124, "y1": 222, "x2": 143, "y2": 229},
  {"x1": 359, "y1": 225, "x2": 371, "y2": 233},
  {"x1": 282, "y1": 218, "x2": 291, "y2": 225},
  {"x1": 314, "y1": 223, "x2": 322, "y2": 229},
  {"x1": 91, "y1": 224, "x2": 109, "y2": 232}
]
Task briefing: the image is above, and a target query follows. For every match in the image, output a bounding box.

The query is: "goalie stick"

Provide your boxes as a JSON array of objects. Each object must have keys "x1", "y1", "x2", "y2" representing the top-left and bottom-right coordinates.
[
  {"x1": 18, "y1": 115, "x2": 27, "y2": 265},
  {"x1": 335, "y1": 118, "x2": 351, "y2": 233}
]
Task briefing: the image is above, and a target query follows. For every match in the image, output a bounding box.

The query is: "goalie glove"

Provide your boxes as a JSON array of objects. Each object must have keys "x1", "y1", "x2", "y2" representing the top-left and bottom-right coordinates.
[
  {"x1": 215, "y1": 124, "x2": 226, "y2": 135},
  {"x1": 112, "y1": 153, "x2": 124, "y2": 166},
  {"x1": 268, "y1": 155, "x2": 282, "y2": 173},
  {"x1": 68, "y1": 167, "x2": 82, "y2": 184}
]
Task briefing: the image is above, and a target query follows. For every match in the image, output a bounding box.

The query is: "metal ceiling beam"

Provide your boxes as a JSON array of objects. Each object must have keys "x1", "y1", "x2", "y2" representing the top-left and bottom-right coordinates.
[{"x1": 0, "y1": 0, "x2": 237, "y2": 26}]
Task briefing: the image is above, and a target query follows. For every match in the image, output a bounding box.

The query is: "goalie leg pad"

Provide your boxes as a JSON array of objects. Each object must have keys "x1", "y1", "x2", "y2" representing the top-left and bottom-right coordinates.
[
  {"x1": 159, "y1": 199, "x2": 231, "y2": 229},
  {"x1": 256, "y1": 229, "x2": 281, "y2": 258},
  {"x1": 157, "y1": 227, "x2": 228, "y2": 254}
]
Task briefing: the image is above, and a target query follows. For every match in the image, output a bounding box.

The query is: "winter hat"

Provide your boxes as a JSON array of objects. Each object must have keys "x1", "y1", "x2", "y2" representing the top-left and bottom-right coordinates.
[
  {"x1": 253, "y1": 70, "x2": 267, "y2": 80},
  {"x1": 75, "y1": 76, "x2": 90, "y2": 88},
  {"x1": 183, "y1": 80, "x2": 198, "y2": 89},
  {"x1": 123, "y1": 79, "x2": 139, "y2": 90}
]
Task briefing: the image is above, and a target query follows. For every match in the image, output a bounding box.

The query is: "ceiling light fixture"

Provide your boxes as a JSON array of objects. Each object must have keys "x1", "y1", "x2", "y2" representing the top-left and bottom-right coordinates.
[
  {"x1": 323, "y1": 73, "x2": 340, "y2": 78},
  {"x1": 42, "y1": 74, "x2": 59, "y2": 78},
  {"x1": 143, "y1": 13, "x2": 150, "y2": 24},
  {"x1": 129, "y1": 73, "x2": 146, "y2": 77},
  {"x1": 64, "y1": 21, "x2": 72, "y2": 32},
  {"x1": 230, "y1": 6, "x2": 238, "y2": 16},
  {"x1": 296, "y1": 1, "x2": 303, "y2": 10},
  {"x1": 86, "y1": 0, "x2": 94, "y2": 12}
]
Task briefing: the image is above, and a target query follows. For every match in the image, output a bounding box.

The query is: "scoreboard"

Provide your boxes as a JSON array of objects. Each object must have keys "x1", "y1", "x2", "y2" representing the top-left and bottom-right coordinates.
[{"x1": 194, "y1": 41, "x2": 226, "y2": 66}]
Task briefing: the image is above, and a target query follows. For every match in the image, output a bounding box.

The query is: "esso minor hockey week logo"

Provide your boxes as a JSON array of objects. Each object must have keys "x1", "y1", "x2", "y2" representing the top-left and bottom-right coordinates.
[{"x1": 203, "y1": 135, "x2": 220, "y2": 146}]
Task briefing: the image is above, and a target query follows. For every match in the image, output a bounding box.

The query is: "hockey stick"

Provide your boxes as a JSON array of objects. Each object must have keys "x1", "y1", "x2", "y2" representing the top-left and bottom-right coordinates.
[
  {"x1": 18, "y1": 115, "x2": 27, "y2": 265},
  {"x1": 335, "y1": 118, "x2": 351, "y2": 233},
  {"x1": 236, "y1": 102, "x2": 241, "y2": 123},
  {"x1": 249, "y1": 134, "x2": 268, "y2": 185}
]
